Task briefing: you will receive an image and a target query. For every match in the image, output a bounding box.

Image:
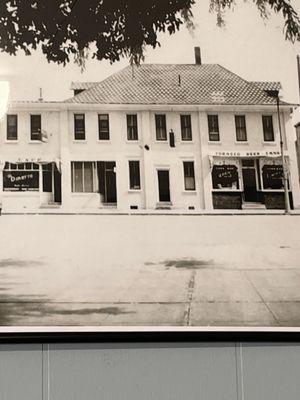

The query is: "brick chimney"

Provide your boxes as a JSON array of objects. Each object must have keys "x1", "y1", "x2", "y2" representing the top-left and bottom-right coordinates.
[{"x1": 194, "y1": 47, "x2": 201, "y2": 65}]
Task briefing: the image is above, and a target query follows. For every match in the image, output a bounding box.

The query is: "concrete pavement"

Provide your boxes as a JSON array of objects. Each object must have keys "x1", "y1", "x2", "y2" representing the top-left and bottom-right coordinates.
[{"x1": 0, "y1": 214, "x2": 299, "y2": 327}]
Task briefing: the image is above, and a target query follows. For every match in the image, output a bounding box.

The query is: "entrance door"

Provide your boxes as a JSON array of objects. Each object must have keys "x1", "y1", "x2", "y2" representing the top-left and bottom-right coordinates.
[
  {"x1": 158, "y1": 170, "x2": 170, "y2": 202},
  {"x1": 97, "y1": 161, "x2": 117, "y2": 204},
  {"x1": 242, "y1": 159, "x2": 258, "y2": 202},
  {"x1": 53, "y1": 167, "x2": 62, "y2": 203}
]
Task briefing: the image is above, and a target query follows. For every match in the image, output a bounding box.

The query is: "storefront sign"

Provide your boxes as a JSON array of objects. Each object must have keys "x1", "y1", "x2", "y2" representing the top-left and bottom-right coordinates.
[
  {"x1": 3, "y1": 171, "x2": 39, "y2": 191},
  {"x1": 209, "y1": 150, "x2": 281, "y2": 158}
]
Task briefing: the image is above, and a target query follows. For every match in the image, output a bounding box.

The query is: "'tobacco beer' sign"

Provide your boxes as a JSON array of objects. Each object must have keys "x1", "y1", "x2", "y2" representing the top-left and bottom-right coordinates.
[{"x1": 3, "y1": 171, "x2": 39, "y2": 191}]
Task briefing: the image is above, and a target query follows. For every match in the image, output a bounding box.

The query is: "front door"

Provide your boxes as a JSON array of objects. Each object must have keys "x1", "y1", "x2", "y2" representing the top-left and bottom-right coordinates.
[
  {"x1": 53, "y1": 166, "x2": 62, "y2": 203},
  {"x1": 158, "y1": 170, "x2": 170, "y2": 202},
  {"x1": 97, "y1": 161, "x2": 117, "y2": 204},
  {"x1": 242, "y1": 159, "x2": 258, "y2": 202}
]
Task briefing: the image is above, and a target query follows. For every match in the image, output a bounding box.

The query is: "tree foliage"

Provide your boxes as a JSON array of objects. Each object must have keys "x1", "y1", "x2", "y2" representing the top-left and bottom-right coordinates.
[{"x1": 0, "y1": 0, "x2": 299, "y2": 66}]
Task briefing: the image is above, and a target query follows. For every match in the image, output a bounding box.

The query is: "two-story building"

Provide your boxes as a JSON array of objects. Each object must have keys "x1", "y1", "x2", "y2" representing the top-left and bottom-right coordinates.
[{"x1": 1, "y1": 49, "x2": 299, "y2": 213}]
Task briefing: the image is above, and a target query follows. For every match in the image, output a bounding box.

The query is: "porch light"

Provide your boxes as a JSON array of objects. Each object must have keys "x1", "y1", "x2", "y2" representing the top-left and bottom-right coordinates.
[
  {"x1": 266, "y1": 89, "x2": 290, "y2": 214},
  {"x1": 0, "y1": 81, "x2": 9, "y2": 119}
]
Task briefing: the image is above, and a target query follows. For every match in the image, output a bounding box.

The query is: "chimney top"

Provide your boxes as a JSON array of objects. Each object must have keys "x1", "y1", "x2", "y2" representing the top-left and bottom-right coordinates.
[
  {"x1": 38, "y1": 87, "x2": 43, "y2": 102},
  {"x1": 194, "y1": 47, "x2": 201, "y2": 65}
]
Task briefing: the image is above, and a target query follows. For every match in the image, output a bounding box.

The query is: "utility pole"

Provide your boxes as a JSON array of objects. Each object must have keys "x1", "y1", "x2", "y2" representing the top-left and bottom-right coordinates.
[
  {"x1": 266, "y1": 89, "x2": 290, "y2": 214},
  {"x1": 276, "y1": 95, "x2": 290, "y2": 214}
]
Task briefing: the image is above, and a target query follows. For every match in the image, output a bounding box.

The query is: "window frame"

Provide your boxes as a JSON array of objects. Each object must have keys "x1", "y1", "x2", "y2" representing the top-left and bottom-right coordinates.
[
  {"x1": 30, "y1": 114, "x2": 42, "y2": 141},
  {"x1": 128, "y1": 160, "x2": 141, "y2": 190},
  {"x1": 235, "y1": 115, "x2": 247, "y2": 142},
  {"x1": 180, "y1": 114, "x2": 192, "y2": 141},
  {"x1": 183, "y1": 161, "x2": 196, "y2": 191},
  {"x1": 98, "y1": 114, "x2": 110, "y2": 141},
  {"x1": 6, "y1": 114, "x2": 18, "y2": 141},
  {"x1": 71, "y1": 161, "x2": 96, "y2": 193},
  {"x1": 155, "y1": 114, "x2": 167, "y2": 141},
  {"x1": 212, "y1": 164, "x2": 240, "y2": 191},
  {"x1": 261, "y1": 163, "x2": 285, "y2": 191},
  {"x1": 262, "y1": 115, "x2": 275, "y2": 142},
  {"x1": 207, "y1": 114, "x2": 220, "y2": 142},
  {"x1": 126, "y1": 114, "x2": 138, "y2": 141},
  {"x1": 74, "y1": 114, "x2": 86, "y2": 141}
]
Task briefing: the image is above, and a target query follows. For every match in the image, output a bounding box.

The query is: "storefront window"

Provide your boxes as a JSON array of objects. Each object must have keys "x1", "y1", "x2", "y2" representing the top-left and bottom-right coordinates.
[
  {"x1": 3, "y1": 163, "x2": 39, "y2": 191},
  {"x1": 262, "y1": 164, "x2": 284, "y2": 190},
  {"x1": 212, "y1": 164, "x2": 239, "y2": 190},
  {"x1": 71, "y1": 161, "x2": 95, "y2": 193}
]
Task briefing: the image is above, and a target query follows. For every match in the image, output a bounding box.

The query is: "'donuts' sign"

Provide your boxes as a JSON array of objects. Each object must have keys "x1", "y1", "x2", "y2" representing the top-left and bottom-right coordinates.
[{"x1": 3, "y1": 171, "x2": 39, "y2": 191}]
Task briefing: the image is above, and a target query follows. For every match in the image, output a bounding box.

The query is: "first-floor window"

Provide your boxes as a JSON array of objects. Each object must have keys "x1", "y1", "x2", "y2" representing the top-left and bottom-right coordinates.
[
  {"x1": 129, "y1": 161, "x2": 141, "y2": 190},
  {"x1": 212, "y1": 164, "x2": 239, "y2": 189},
  {"x1": 71, "y1": 161, "x2": 95, "y2": 192},
  {"x1": 262, "y1": 164, "x2": 284, "y2": 189},
  {"x1": 183, "y1": 161, "x2": 195, "y2": 190},
  {"x1": 3, "y1": 162, "x2": 39, "y2": 191}
]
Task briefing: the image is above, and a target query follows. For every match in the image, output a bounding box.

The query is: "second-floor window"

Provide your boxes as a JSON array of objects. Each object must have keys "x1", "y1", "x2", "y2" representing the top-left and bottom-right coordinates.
[
  {"x1": 235, "y1": 115, "x2": 247, "y2": 142},
  {"x1": 180, "y1": 114, "x2": 192, "y2": 141},
  {"x1": 30, "y1": 114, "x2": 41, "y2": 141},
  {"x1": 98, "y1": 114, "x2": 110, "y2": 140},
  {"x1": 129, "y1": 161, "x2": 141, "y2": 190},
  {"x1": 74, "y1": 114, "x2": 85, "y2": 140},
  {"x1": 127, "y1": 114, "x2": 138, "y2": 140},
  {"x1": 207, "y1": 115, "x2": 220, "y2": 141},
  {"x1": 155, "y1": 114, "x2": 167, "y2": 141},
  {"x1": 262, "y1": 115, "x2": 274, "y2": 142},
  {"x1": 183, "y1": 161, "x2": 195, "y2": 191},
  {"x1": 7, "y1": 114, "x2": 18, "y2": 140}
]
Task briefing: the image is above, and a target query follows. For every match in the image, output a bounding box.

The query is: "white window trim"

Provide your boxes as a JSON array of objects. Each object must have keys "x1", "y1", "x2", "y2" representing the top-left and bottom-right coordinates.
[
  {"x1": 128, "y1": 160, "x2": 141, "y2": 191},
  {"x1": 182, "y1": 160, "x2": 196, "y2": 192}
]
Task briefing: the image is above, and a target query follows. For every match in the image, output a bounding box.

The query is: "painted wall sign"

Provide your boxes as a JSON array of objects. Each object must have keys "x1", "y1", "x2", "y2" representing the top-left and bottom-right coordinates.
[
  {"x1": 3, "y1": 171, "x2": 39, "y2": 191},
  {"x1": 209, "y1": 150, "x2": 281, "y2": 158}
]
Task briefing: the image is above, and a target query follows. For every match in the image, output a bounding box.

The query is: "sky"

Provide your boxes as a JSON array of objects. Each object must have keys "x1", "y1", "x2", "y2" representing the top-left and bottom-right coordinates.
[{"x1": 0, "y1": 1, "x2": 300, "y2": 104}]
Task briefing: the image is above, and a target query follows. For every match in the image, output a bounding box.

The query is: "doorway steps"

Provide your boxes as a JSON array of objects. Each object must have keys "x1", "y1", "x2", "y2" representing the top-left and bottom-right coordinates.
[{"x1": 242, "y1": 202, "x2": 266, "y2": 210}]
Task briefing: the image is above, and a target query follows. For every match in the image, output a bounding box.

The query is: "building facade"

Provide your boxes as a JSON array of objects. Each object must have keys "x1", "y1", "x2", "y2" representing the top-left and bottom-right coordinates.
[{"x1": 1, "y1": 57, "x2": 299, "y2": 213}]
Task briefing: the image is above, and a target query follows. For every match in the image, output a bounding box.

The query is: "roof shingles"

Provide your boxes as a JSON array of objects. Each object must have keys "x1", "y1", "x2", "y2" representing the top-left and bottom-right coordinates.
[{"x1": 65, "y1": 64, "x2": 285, "y2": 106}]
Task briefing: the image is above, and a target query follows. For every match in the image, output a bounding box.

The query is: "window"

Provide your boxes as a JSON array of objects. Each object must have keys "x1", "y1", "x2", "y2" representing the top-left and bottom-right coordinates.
[
  {"x1": 71, "y1": 161, "x2": 95, "y2": 192},
  {"x1": 30, "y1": 114, "x2": 41, "y2": 141},
  {"x1": 262, "y1": 164, "x2": 284, "y2": 189},
  {"x1": 129, "y1": 161, "x2": 141, "y2": 190},
  {"x1": 74, "y1": 114, "x2": 85, "y2": 140},
  {"x1": 127, "y1": 114, "x2": 138, "y2": 140},
  {"x1": 98, "y1": 114, "x2": 110, "y2": 140},
  {"x1": 207, "y1": 115, "x2": 220, "y2": 141},
  {"x1": 262, "y1": 115, "x2": 274, "y2": 142},
  {"x1": 235, "y1": 115, "x2": 247, "y2": 142},
  {"x1": 155, "y1": 114, "x2": 167, "y2": 141},
  {"x1": 212, "y1": 165, "x2": 239, "y2": 190},
  {"x1": 183, "y1": 161, "x2": 195, "y2": 190},
  {"x1": 7, "y1": 114, "x2": 18, "y2": 140},
  {"x1": 3, "y1": 162, "x2": 39, "y2": 191},
  {"x1": 180, "y1": 115, "x2": 192, "y2": 141}
]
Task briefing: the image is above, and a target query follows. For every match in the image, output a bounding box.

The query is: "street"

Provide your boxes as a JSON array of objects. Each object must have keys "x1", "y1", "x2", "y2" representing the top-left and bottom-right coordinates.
[{"x1": 0, "y1": 214, "x2": 300, "y2": 327}]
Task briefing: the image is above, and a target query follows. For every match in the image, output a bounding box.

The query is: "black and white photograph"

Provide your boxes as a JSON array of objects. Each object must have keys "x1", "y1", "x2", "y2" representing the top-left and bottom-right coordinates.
[{"x1": 0, "y1": 0, "x2": 300, "y2": 329}]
